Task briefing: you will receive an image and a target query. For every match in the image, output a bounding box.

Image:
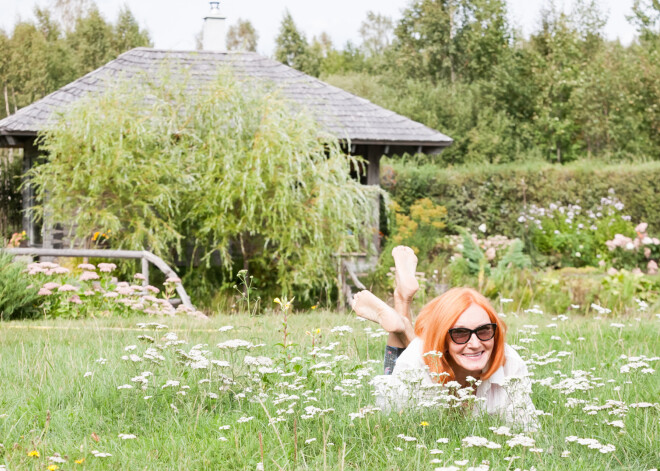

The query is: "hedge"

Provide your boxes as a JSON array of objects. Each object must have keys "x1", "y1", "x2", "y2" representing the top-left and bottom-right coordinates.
[{"x1": 381, "y1": 159, "x2": 660, "y2": 238}]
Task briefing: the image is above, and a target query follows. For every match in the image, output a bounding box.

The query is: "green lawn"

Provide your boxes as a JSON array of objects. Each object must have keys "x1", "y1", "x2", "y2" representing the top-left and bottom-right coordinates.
[{"x1": 0, "y1": 308, "x2": 658, "y2": 470}]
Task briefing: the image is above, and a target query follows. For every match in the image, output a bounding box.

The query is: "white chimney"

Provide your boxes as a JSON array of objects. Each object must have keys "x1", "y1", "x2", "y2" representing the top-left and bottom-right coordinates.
[{"x1": 202, "y1": 1, "x2": 227, "y2": 51}]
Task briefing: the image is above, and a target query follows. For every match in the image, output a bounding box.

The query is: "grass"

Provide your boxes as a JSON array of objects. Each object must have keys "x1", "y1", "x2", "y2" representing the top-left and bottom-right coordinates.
[{"x1": 0, "y1": 307, "x2": 658, "y2": 470}]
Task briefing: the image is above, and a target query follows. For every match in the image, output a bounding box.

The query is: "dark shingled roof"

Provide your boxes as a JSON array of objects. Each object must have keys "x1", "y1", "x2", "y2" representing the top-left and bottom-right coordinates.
[{"x1": 0, "y1": 48, "x2": 452, "y2": 150}]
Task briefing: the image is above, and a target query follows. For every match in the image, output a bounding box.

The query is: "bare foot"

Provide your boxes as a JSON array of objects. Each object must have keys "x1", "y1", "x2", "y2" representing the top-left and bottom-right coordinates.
[
  {"x1": 352, "y1": 290, "x2": 405, "y2": 333},
  {"x1": 392, "y1": 246, "x2": 419, "y2": 303}
]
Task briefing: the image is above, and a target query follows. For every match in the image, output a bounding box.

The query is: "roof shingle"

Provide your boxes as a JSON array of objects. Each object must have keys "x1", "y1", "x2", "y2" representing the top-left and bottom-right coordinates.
[{"x1": 0, "y1": 48, "x2": 452, "y2": 148}]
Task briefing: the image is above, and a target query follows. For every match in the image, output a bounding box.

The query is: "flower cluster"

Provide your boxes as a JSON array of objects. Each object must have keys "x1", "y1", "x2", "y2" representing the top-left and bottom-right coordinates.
[
  {"x1": 25, "y1": 261, "x2": 204, "y2": 319},
  {"x1": 605, "y1": 222, "x2": 659, "y2": 274}
]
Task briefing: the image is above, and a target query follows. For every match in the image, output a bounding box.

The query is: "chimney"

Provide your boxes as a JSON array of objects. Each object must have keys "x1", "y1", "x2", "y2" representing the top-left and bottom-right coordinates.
[{"x1": 202, "y1": 1, "x2": 227, "y2": 51}]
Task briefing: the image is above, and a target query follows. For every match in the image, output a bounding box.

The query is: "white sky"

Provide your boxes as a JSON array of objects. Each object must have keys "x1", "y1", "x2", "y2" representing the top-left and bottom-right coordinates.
[{"x1": 0, "y1": 0, "x2": 638, "y2": 55}]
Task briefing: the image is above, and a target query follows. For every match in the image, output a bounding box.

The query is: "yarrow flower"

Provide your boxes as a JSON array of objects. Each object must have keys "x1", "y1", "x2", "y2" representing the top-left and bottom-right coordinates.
[
  {"x1": 97, "y1": 263, "x2": 116, "y2": 272},
  {"x1": 91, "y1": 450, "x2": 112, "y2": 458},
  {"x1": 217, "y1": 339, "x2": 257, "y2": 350}
]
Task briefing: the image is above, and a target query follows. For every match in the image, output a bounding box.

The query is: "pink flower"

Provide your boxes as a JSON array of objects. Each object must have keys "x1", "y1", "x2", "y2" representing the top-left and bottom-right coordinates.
[
  {"x1": 648, "y1": 260, "x2": 658, "y2": 275},
  {"x1": 80, "y1": 271, "x2": 100, "y2": 281},
  {"x1": 78, "y1": 263, "x2": 96, "y2": 270},
  {"x1": 134, "y1": 273, "x2": 146, "y2": 280},
  {"x1": 69, "y1": 295, "x2": 83, "y2": 304},
  {"x1": 165, "y1": 276, "x2": 181, "y2": 284},
  {"x1": 43, "y1": 282, "x2": 60, "y2": 290},
  {"x1": 635, "y1": 222, "x2": 648, "y2": 234},
  {"x1": 485, "y1": 247, "x2": 496, "y2": 261},
  {"x1": 146, "y1": 285, "x2": 160, "y2": 294},
  {"x1": 98, "y1": 263, "x2": 117, "y2": 272},
  {"x1": 58, "y1": 284, "x2": 78, "y2": 292},
  {"x1": 38, "y1": 288, "x2": 53, "y2": 296},
  {"x1": 54, "y1": 267, "x2": 70, "y2": 274}
]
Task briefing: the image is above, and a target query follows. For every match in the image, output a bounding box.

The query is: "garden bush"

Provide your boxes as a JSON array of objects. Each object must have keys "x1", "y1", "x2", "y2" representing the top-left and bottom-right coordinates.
[
  {"x1": 0, "y1": 251, "x2": 40, "y2": 320},
  {"x1": 0, "y1": 257, "x2": 204, "y2": 320},
  {"x1": 382, "y1": 159, "x2": 660, "y2": 237},
  {"x1": 519, "y1": 195, "x2": 659, "y2": 270}
]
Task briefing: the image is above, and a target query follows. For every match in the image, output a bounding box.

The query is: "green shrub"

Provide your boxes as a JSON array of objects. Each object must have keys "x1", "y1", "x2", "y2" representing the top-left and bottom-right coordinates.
[
  {"x1": 5, "y1": 258, "x2": 199, "y2": 320},
  {"x1": 0, "y1": 252, "x2": 40, "y2": 320},
  {"x1": 386, "y1": 198, "x2": 447, "y2": 260},
  {"x1": 382, "y1": 159, "x2": 660, "y2": 238},
  {"x1": 521, "y1": 195, "x2": 636, "y2": 268}
]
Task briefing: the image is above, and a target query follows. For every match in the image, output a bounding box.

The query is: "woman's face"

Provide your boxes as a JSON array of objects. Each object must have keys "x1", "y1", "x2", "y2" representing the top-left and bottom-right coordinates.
[{"x1": 446, "y1": 303, "x2": 495, "y2": 377}]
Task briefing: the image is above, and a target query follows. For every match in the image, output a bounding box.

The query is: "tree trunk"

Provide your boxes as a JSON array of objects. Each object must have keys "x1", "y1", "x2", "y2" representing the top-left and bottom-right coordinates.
[
  {"x1": 556, "y1": 144, "x2": 561, "y2": 164},
  {"x1": 3, "y1": 84, "x2": 10, "y2": 117}
]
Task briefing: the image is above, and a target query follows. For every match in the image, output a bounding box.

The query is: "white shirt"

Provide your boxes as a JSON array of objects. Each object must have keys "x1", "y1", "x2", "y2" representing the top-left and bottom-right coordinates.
[{"x1": 372, "y1": 338, "x2": 538, "y2": 430}]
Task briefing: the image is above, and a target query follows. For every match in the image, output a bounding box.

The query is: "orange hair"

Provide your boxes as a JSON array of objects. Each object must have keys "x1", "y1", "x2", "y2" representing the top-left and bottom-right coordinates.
[{"x1": 414, "y1": 287, "x2": 506, "y2": 383}]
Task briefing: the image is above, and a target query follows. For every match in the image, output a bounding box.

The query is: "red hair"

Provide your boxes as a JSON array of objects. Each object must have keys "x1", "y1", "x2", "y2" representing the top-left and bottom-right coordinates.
[{"x1": 414, "y1": 287, "x2": 506, "y2": 383}]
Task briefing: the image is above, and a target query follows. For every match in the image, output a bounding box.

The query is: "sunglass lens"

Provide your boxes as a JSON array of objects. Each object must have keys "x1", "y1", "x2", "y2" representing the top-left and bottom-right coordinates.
[
  {"x1": 451, "y1": 329, "x2": 471, "y2": 344},
  {"x1": 476, "y1": 324, "x2": 495, "y2": 341}
]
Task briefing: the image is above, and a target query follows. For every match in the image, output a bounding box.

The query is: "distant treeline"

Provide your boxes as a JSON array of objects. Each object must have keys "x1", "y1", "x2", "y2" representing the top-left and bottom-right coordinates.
[
  {"x1": 0, "y1": 1, "x2": 151, "y2": 119},
  {"x1": 272, "y1": 0, "x2": 660, "y2": 164},
  {"x1": 2, "y1": 0, "x2": 660, "y2": 165}
]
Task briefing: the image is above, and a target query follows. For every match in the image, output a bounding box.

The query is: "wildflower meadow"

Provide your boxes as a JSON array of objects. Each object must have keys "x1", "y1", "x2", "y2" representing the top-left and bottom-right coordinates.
[{"x1": 1, "y1": 294, "x2": 658, "y2": 470}]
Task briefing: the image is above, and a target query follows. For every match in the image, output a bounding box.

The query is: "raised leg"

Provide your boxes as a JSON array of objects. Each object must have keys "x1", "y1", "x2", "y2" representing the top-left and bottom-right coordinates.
[
  {"x1": 352, "y1": 290, "x2": 405, "y2": 333},
  {"x1": 386, "y1": 246, "x2": 419, "y2": 348}
]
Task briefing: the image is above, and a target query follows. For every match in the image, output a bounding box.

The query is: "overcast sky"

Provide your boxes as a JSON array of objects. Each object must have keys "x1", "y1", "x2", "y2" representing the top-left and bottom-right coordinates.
[{"x1": 0, "y1": 0, "x2": 638, "y2": 55}]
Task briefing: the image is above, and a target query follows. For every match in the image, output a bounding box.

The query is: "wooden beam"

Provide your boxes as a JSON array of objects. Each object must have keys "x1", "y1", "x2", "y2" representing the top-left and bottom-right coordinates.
[{"x1": 366, "y1": 145, "x2": 384, "y2": 186}]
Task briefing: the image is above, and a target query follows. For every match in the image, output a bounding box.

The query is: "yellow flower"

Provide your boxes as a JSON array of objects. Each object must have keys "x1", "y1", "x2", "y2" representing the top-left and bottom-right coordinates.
[
  {"x1": 273, "y1": 298, "x2": 281, "y2": 305},
  {"x1": 75, "y1": 458, "x2": 85, "y2": 464},
  {"x1": 92, "y1": 231, "x2": 100, "y2": 241},
  {"x1": 420, "y1": 421, "x2": 429, "y2": 427},
  {"x1": 314, "y1": 328, "x2": 321, "y2": 334},
  {"x1": 28, "y1": 450, "x2": 40, "y2": 457},
  {"x1": 311, "y1": 305, "x2": 318, "y2": 310},
  {"x1": 48, "y1": 465, "x2": 59, "y2": 471}
]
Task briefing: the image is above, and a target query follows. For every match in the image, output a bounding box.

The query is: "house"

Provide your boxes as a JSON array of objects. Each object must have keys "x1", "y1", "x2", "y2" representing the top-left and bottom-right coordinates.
[{"x1": 0, "y1": 4, "x2": 452, "y2": 251}]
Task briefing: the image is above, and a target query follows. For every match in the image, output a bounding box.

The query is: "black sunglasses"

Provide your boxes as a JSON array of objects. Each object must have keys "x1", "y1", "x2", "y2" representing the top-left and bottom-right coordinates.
[{"x1": 448, "y1": 323, "x2": 497, "y2": 345}]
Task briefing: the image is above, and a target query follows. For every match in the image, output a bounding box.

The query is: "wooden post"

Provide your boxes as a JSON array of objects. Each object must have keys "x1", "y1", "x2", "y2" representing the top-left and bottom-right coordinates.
[
  {"x1": 336, "y1": 255, "x2": 345, "y2": 311},
  {"x1": 21, "y1": 139, "x2": 40, "y2": 247},
  {"x1": 141, "y1": 257, "x2": 150, "y2": 286},
  {"x1": 365, "y1": 146, "x2": 384, "y2": 257}
]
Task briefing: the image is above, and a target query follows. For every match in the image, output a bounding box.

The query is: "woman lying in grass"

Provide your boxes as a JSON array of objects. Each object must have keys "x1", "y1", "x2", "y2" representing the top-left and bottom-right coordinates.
[{"x1": 352, "y1": 246, "x2": 537, "y2": 429}]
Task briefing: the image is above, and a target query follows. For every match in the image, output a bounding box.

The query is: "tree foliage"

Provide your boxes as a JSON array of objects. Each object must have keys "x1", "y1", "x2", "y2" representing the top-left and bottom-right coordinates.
[
  {"x1": 274, "y1": 11, "x2": 314, "y2": 74},
  {"x1": 359, "y1": 12, "x2": 394, "y2": 58},
  {"x1": 226, "y1": 18, "x2": 258, "y2": 52},
  {"x1": 30, "y1": 68, "x2": 376, "y2": 297},
  {"x1": 0, "y1": 2, "x2": 150, "y2": 120}
]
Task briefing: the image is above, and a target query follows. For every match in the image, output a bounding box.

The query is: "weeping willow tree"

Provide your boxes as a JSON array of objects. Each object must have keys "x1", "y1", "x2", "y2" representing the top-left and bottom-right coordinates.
[{"x1": 29, "y1": 67, "x2": 377, "y2": 298}]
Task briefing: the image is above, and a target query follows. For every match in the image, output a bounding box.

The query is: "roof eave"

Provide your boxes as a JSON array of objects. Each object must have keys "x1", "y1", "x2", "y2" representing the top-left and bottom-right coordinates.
[
  {"x1": 0, "y1": 131, "x2": 37, "y2": 147},
  {"x1": 341, "y1": 138, "x2": 453, "y2": 155}
]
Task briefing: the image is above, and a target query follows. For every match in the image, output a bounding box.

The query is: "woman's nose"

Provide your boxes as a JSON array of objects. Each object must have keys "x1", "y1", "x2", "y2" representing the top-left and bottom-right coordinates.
[{"x1": 466, "y1": 332, "x2": 482, "y2": 347}]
